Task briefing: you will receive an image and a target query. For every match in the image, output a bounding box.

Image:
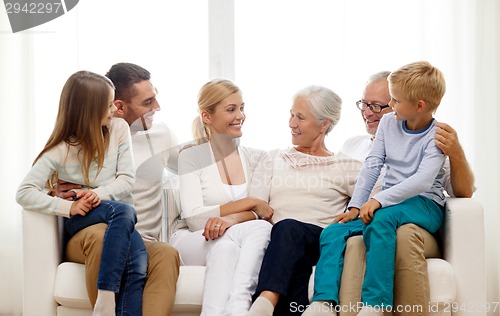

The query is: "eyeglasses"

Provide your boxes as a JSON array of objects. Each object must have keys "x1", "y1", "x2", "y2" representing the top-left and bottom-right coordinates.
[{"x1": 355, "y1": 101, "x2": 390, "y2": 113}]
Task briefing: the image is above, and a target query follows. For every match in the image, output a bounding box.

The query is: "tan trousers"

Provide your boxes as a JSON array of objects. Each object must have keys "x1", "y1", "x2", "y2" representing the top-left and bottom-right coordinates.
[
  {"x1": 66, "y1": 223, "x2": 180, "y2": 316},
  {"x1": 339, "y1": 224, "x2": 440, "y2": 316}
]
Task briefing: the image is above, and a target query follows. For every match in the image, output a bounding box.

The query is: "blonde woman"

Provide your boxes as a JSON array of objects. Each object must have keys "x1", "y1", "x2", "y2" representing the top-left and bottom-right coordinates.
[{"x1": 169, "y1": 79, "x2": 273, "y2": 316}]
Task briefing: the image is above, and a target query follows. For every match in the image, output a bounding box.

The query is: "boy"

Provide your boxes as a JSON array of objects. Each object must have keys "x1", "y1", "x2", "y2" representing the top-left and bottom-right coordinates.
[{"x1": 304, "y1": 61, "x2": 447, "y2": 316}]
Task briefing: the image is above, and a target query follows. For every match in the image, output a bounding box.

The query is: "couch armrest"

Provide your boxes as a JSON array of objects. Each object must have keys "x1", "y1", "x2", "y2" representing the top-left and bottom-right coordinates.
[
  {"x1": 441, "y1": 198, "x2": 486, "y2": 316},
  {"x1": 22, "y1": 209, "x2": 63, "y2": 316}
]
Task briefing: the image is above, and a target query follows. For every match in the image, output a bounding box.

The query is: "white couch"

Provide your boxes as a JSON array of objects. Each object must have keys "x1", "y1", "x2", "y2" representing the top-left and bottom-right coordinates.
[{"x1": 22, "y1": 192, "x2": 486, "y2": 316}]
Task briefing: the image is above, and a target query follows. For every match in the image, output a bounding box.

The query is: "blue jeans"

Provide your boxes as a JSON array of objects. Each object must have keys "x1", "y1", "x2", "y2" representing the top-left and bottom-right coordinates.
[
  {"x1": 253, "y1": 219, "x2": 323, "y2": 316},
  {"x1": 313, "y1": 195, "x2": 444, "y2": 307},
  {"x1": 65, "y1": 200, "x2": 147, "y2": 316}
]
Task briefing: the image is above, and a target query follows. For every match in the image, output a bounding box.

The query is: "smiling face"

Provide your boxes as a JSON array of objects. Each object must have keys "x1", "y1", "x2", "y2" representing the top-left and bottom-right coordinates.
[
  {"x1": 115, "y1": 80, "x2": 160, "y2": 129},
  {"x1": 388, "y1": 84, "x2": 419, "y2": 121},
  {"x1": 202, "y1": 92, "x2": 245, "y2": 139},
  {"x1": 289, "y1": 96, "x2": 327, "y2": 147},
  {"x1": 360, "y1": 79, "x2": 392, "y2": 136}
]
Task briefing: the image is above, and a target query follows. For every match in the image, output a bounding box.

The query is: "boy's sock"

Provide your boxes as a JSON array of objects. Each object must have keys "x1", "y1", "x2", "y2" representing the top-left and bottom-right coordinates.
[
  {"x1": 357, "y1": 305, "x2": 384, "y2": 316},
  {"x1": 246, "y1": 296, "x2": 274, "y2": 316},
  {"x1": 302, "y1": 301, "x2": 337, "y2": 316},
  {"x1": 92, "y1": 289, "x2": 116, "y2": 316}
]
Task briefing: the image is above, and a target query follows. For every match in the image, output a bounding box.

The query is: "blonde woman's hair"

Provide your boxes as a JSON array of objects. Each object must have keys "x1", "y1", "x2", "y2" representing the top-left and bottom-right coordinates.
[
  {"x1": 192, "y1": 78, "x2": 241, "y2": 145},
  {"x1": 34, "y1": 70, "x2": 115, "y2": 188},
  {"x1": 293, "y1": 85, "x2": 342, "y2": 135},
  {"x1": 388, "y1": 61, "x2": 446, "y2": 111}
]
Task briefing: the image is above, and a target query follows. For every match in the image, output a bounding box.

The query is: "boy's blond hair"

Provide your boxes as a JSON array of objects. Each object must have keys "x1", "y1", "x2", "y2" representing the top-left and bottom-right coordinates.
[{"x1": 388, "y1": 61, "x2": 446, "y2": 111}]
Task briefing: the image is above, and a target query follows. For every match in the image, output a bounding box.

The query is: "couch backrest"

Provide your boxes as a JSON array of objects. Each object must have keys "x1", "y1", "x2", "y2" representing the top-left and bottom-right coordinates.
[{"x1": 163, "y1": 174, "x2": 186, "y2": 242}]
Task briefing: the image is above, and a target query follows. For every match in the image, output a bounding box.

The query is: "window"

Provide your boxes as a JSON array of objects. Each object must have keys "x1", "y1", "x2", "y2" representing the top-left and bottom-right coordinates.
[{"x1": 76, "y1": 0, "x2": 210, "y2": 144}]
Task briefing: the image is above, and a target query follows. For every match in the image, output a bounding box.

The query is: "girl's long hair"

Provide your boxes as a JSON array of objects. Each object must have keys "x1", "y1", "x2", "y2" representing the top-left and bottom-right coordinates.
[{"x1": 34, "y1": 70, "x2": 115, "y2": 188}]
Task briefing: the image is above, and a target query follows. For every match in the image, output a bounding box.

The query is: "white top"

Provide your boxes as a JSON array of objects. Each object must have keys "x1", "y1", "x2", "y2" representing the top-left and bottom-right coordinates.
[
  {"x1": 269, "y1": 148, "x2": 362, "y2": 228},
  {"x1": 223, "y1": 183, "x2": 248, "y2": 201},
  {"x1": 130, "y1": 122, "x2": 180, "y2": 242},
  {"x1": 340, "y1": 135, "x2": 374, "y2": 162},
  {"x1": 178, "y1": 142, "x2": 272, "y2": 232}
]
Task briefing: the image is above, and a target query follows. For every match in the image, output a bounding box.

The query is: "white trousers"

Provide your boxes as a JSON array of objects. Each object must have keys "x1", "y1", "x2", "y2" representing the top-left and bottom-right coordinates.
[{"x1": 170, "y1": 220, "x2": 272, "y2": 316}]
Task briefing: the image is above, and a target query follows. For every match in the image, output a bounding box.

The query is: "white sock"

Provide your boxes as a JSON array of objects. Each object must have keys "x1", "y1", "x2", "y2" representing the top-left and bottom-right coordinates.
[
  {"x1": 92, "y1": 289, "x2": 116, "y2": 316},
  {"x1": 302, "y1": 301, "x2": 337, "y2": 316},
  {"x1": 357, "y1": 305, "x2": 384, "y2": 316},
  {"x1": 247, "y1": 296, "x2": 274, "y2": 316}
]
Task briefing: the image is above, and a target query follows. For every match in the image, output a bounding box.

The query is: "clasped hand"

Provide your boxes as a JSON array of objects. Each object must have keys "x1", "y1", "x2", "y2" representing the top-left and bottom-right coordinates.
[
  {"x1": 51, "y1": 179, "x2": 100, "y2": 217},
  {"x1": 252, "y1": 199, "x2": 274, "y2": 221},
  {"x1": 203, "y1": 217, "x2": 235, "y2": 241},
  {"x1": 69, "y1": 189, "x2": 100, "y2": 217}
]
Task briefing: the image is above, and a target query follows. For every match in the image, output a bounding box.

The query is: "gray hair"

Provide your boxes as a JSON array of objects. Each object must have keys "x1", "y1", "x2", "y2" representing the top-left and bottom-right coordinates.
[
  {"x1": 366, "y1": 71, "x2": 391, "y2": 84},
  {"x1": 293, "y1": 85, "x2": 342, "y2": 134}
]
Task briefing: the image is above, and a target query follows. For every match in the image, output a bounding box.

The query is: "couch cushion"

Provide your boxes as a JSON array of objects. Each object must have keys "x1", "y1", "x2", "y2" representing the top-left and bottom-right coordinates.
[
  {"x1": 54, "y1": 262, "x2": 206, "y2": 312},
  {"x1": 308, "y1": 258, "x2": 456, "y2": 304},
  {"x1": 427, "y1": 258, "x2": 456, "y2": 303},
  {"x1": 54, "y1": 262, "x2": 92, "y2": 309},
  {"x1": 54, "y1": 259, "x2": 454, "y2": 312},
  {"x1": 173, "y1": 266, "x2": 205, "y2": 312}
]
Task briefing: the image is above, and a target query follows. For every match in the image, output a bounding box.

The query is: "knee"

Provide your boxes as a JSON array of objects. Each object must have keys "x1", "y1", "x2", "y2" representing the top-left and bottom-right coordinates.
[
  {"x1": 395, "y1": 224, "x2": 426, "y2": 258},
  {"x1": 123, "y1": 204, "x2": 137, "y2": 222},
  {"x1": 148, "y1": 242, "x2": 180, "y2": 269},
  {"x1": 113, "y1": 202, "x2": 137, "y2": 226},
  {"x1": 207, "y1": 239, "x2": 239, "y2": 260},
  {"x1": 242, "y1": 220, "x2": 273, "y2": 246},
  {"x1": 396, "y1": 224, "x2": 422, "y2": 243},
  {"x1": 367, "y1": 210, "x2": 395, "y2": 232},
  {"x1": 272, "y1": 218, "x2": 300, "y2": 237},
  {"x1": 363, "y1": 213, "x2": 398, "y2": 247},
  {"x1": 320, "y1": 223, "x2": 341, "y2": 241},
  {"x1": 252, "y1": 219, "x2": 273, "y2": 235},
  {"x1": 67, "y1": 223, "x2": 107, "y2": 259},
  {"x1": 345, "y1": 235, "x2": 365, "y2": 257}
]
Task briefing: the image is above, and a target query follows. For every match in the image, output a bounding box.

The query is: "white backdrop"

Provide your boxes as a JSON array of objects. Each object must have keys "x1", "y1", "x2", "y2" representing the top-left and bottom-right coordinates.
[{"x1": 0, "y1": 1, "x2": 498, "y2": 314}]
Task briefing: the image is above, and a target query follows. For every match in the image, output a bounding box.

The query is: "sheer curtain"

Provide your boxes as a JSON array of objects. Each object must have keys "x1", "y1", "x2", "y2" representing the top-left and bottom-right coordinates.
[
  {"x1": 234, "y1": 0, "x2": 476, "y2": 152},
  {"x1": 470, "y1": 0, "x2": 500, "y2": 308},
  {"x1": 0, "y1": 0, "x2": 498, "y2": 314},
  {"x1": 0, "y1": 1, "x2": 208, "y2": 314}
]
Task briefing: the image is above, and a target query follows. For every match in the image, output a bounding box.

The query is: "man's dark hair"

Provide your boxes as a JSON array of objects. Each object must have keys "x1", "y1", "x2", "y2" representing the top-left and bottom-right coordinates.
[{"x1": 105, "y1": 63, "x2": 151, "y2": 102}]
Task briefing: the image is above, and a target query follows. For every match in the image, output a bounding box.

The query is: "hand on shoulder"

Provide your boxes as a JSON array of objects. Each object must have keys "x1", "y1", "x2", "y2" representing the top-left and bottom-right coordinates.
[{"x1": 434, "y1": 122, "x2": 465, "y2": 157}]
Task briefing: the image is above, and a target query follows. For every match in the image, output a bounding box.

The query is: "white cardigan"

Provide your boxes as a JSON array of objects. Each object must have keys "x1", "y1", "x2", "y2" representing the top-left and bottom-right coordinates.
[{"x1": 178, "y1": 142, "x2": 272, "y2": 232}]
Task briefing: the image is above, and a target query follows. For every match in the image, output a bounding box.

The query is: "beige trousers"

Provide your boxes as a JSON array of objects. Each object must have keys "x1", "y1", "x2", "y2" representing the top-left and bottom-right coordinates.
[
  {"x1": 339, "y1": 223, "x2": 440, "y2": 316},
  {"x1": 66, "y1": 223, "x2": 180, "y2": 316}
]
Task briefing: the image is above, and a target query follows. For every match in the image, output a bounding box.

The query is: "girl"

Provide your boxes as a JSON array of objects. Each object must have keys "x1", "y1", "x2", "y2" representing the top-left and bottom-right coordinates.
[{"x1": 16, "y1": 70, "x2": 147, "y2": 316}]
